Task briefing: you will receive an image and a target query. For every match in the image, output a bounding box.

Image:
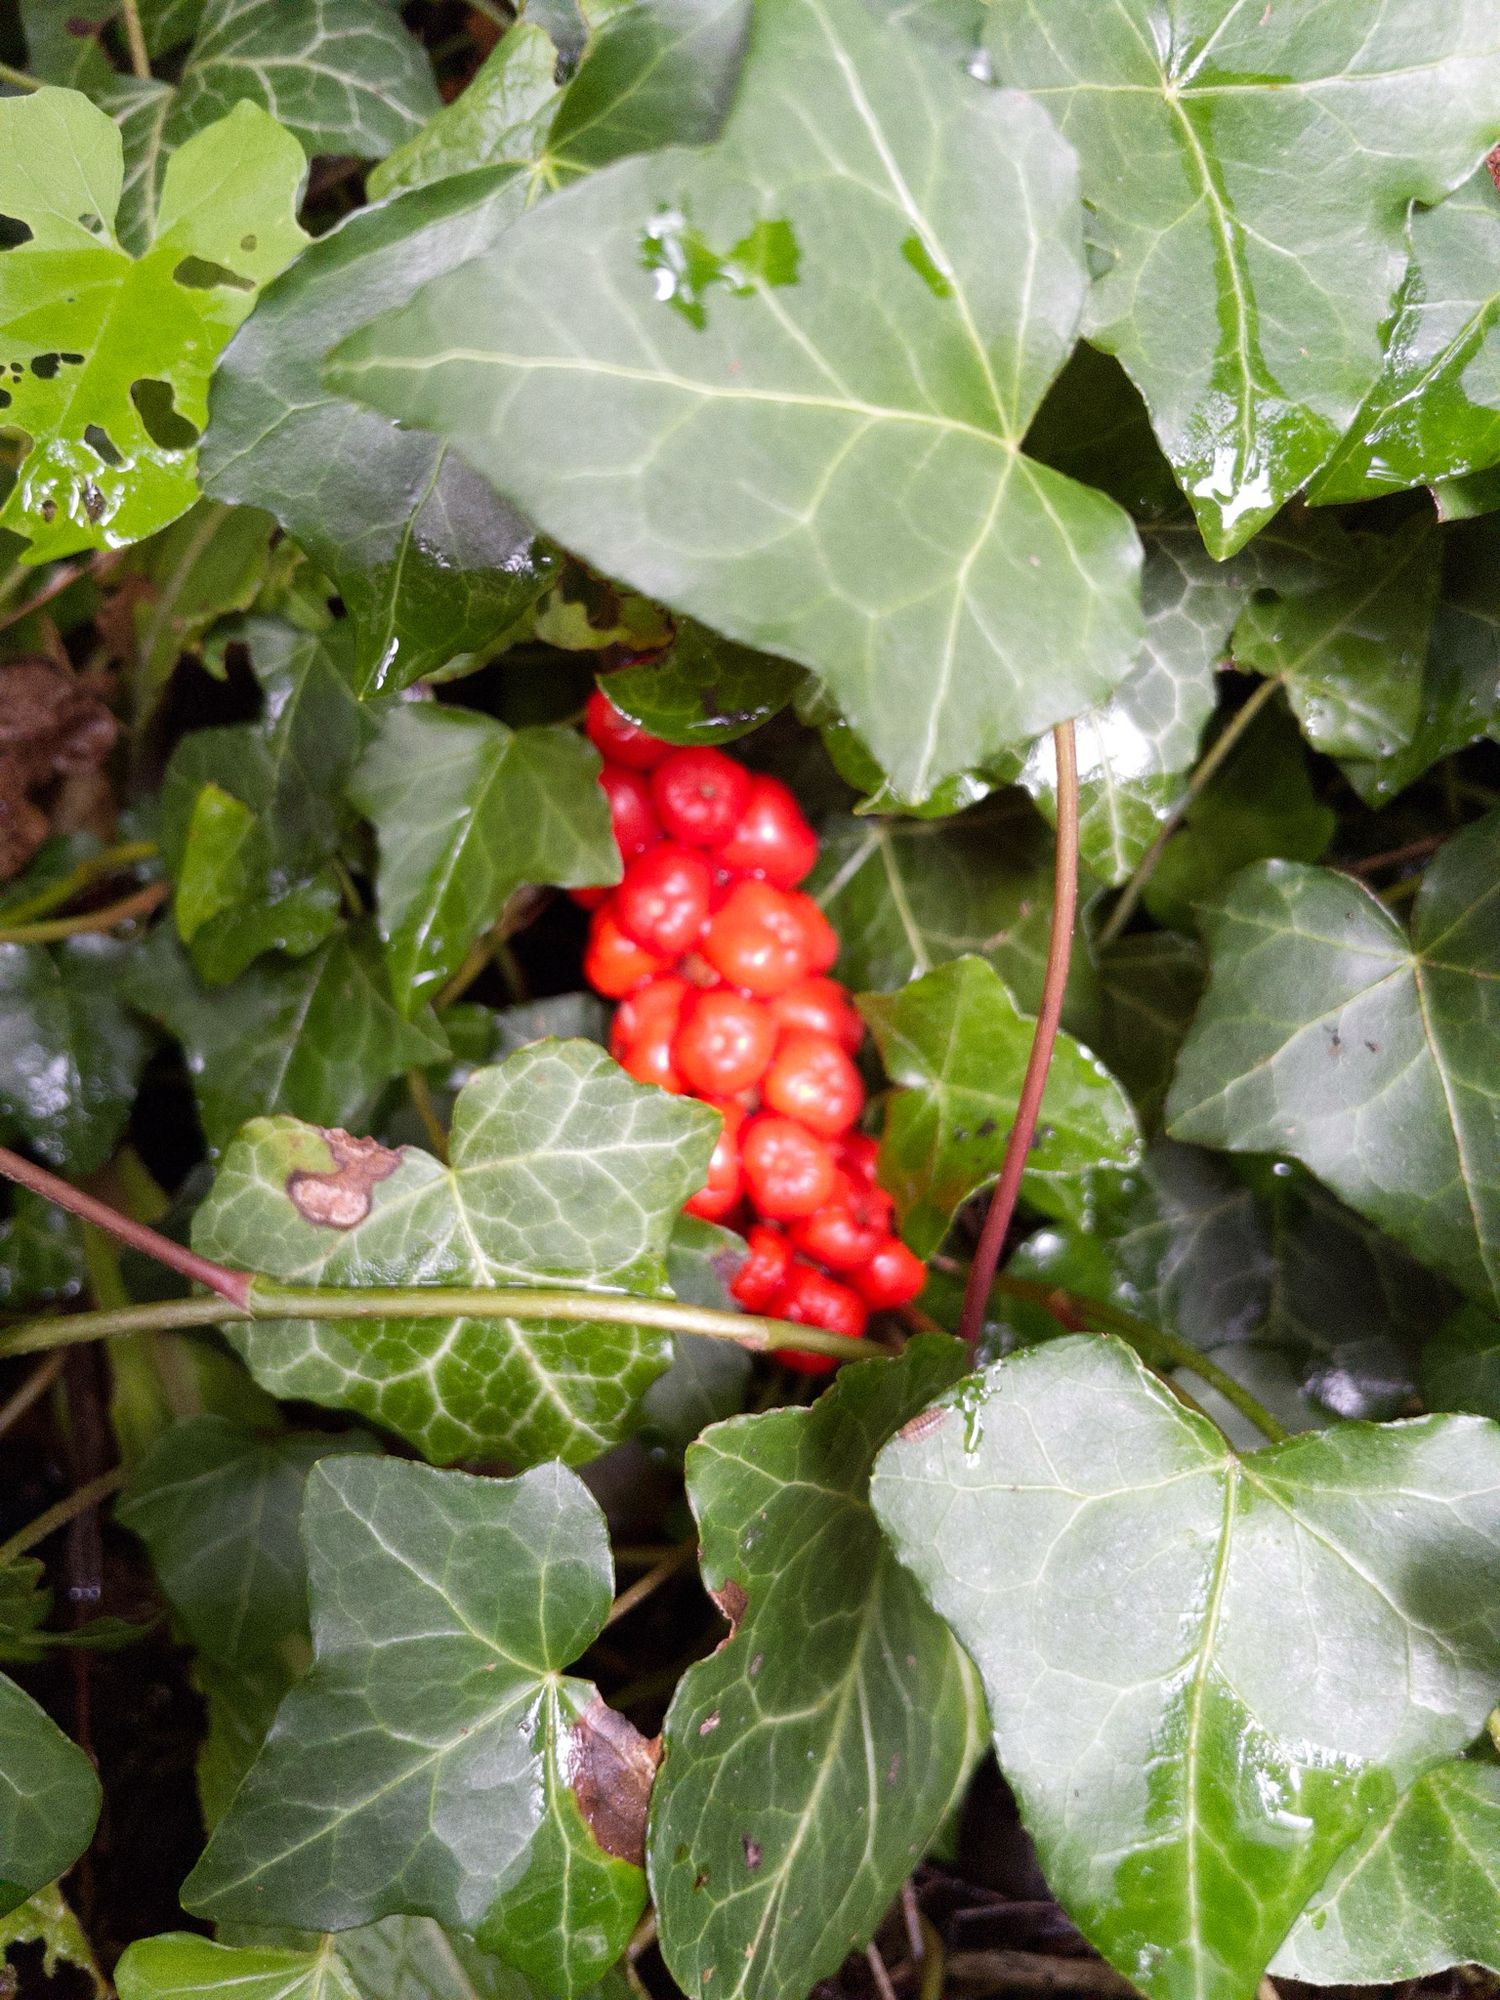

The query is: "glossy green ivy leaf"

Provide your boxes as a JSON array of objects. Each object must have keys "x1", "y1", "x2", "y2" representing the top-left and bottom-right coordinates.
[
  {"x1": 328, "y1": 0, "x2": 1143, "y2": 801},
  {"x1": 872, "y1": 1335, "x2": 1500, "y2": 2000},
  {"x1": 0, "y1": 88, "x2": 307, "y2": 561},
  {"x1": 352, "y1": 705, "x2": 617, "y2": 1013},
  {"x1": 127, "y1": 926, "x2": 445, "y2": 1154},
  {"x1": 1168, "y1": 814, "x2": 1500, "y2": 1307},
  {"x1": 0, "y1": 1884, "x2": 105, "y2": 1996},
  {"x1": 203, "y1": 169, "x2": 557, "y2": 696},
  {"x1": 22, "y1": 1, "x2": 204, "y2": 86},
  {"x1": 124, "y1": 501, "x2": 278, "y2": 721},
  {"x1": 860, "y1": 957, "x2": 1139, "y2": 1257},
  {"x1": 1311, "y1": 163, "x2": 1500, "y2": 504},
  {"x1": 1090, "y1": 931, "x2": 1205, "y2": 1133},
  {"x1": 600, "y1": 625, "x2": 803, "y2": 746},
  {"x1": 0, "y1": 938, "x2": 150, "y2": 1175},
  {"x1": 0, "y1": 1186, "x2": 84, "y2": 1311},
  {"x1": 1423, "y1": 1301, "x2": 1500, "y2": 1420},
  {"x1": 1273, "y1": 1760, "x2": 1500, "y2": 1981},
  {"x1": 187, "y1": 1457, "x2": 653, "y2": 1996},
  {"x1": 119, "y1": 1933, "x2": 361, "y2": 2000},
  {"x1": 986, "y1": 5, "x2": 1500, "y2": 553},
  {"x1": 0, "y1": 1672, "x2": 101, "y2": 1917},
  {"x1": 649, "y1": 1338, "x2": 986, "y2": 2000},
  {"x1": 368, "y1": 23, "x2": 565, "y2": 201},
  {"x1": 192, "y1": 1040, "x2": 717, "y2": 1465}
]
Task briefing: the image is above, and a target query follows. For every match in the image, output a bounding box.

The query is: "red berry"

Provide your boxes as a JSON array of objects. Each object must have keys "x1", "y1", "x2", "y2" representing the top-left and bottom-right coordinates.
[
  {"x1": 769, "y1": 976, "x2": 863, "y2": 1055},
  {"x1": 701, "y1": 880, "x2": 812, "y2": 996},
  {"x1": 852, "y1": 1235, "x2": 927, "y2": 1310},
  {"x1": 740, "y1": 1114, "x2": 836, "y2": 1219},
  {"x1": 584, "y1": 904, "x2": 671, "y2": 998},
  {"x1": 614, "y1": 844, "x2": 713, "y2": 958},
  {"x1": 782, "y1": 891, "x2": 839, "y2": 975},
  {"x1": 791, "y1": 1171, "x2": 891, "y2": 1271},
  {"x1": 729, "y1": 1223, "x2": 793, "y2": 1311},
  {"x1": 610, "y1": 974, "x2": 689, "y2": 1092},
  {"x1": 837, "y1": 1133, "x2": 880, "y2": 1184},
  {"x1": 586, "y1": 688, "x2": 670, "y2": 770},
  {"x1": 651, "y1": 748, "x2": 752, "y2": 849},
  {"x1": 762, "y1": 1031, "x2": 864, "y2": 1138},
  {"x1": 570, "y1": 885, "x2": 610, "y2": 910},
  {"x1": 772, "y1": 1262, "x2": 867, "y2": 1374},
  {"x1": 685, "y1": 1100, "x2": 745, "y2": 1220},
  {"x1": 718, "y1": 775, "x2": 819, "y2": 887},
  {"x1": 598, "y1": 763, "x2": 661, "y2": 860},
  {"x1": 674, "y1": 988, "x2": 777, "y2": 1097}
]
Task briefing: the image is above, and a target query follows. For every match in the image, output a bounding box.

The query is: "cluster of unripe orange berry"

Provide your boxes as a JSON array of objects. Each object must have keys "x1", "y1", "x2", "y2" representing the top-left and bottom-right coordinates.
[{"x1": 576, "y1": 689, "x2": 925, "y2": 1372}]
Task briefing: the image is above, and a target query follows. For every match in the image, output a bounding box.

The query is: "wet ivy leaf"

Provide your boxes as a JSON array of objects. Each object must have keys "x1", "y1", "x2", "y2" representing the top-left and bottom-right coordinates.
[
  {"x1": 327, "y1": 0, "x2": 1143, "y2": 801},
  {"x1": 0, "y1": 938, "x2": 150, "y2": 1175},
  {"x1": 0, "y1": 88, "x2": 307, "y2": 561},
  {"x1": 0, "y1": 1672, "x2": 102, "y2": 1917},
  {"x1": 118, "y1": 1932, "x2": 362, "y2": 2000},
  {"x1": 1273, "y1": 1760, "x2": 1500, "y2": 1981},
  {"x1": 1168, "y1": 813, "x2": 1500, "y2": 1308},
  {"x1": 203, "y1": 169, "x2": 557, "y2": 696},
  {"x1": 367, "y1": 23, "x2": 567, "y2": 201},
  {"x1": 0, "y1": 1186, "x2": 84, "y2": 1310},
  {"x1": 186, "y1": 1457, "x2": 654, "y2": 1997},
  {"x1": 649, "y1": 1338, "x2": 987, "y2": 2000},
  {"x1": 353, "y1": 705, "x2": 617, "y2": 1013},
  {"x1": 1423, "y1": 1302, "x2": 1500, "y2": 1420},
  {"x1": 872, "y1": 1334, "x2": 1500, "y2": 2000},
  {"x1": 127, "y1": 926, "x2": 445, "y2": 1154},
  {"x1": 1090, "y1": 931, "x2": 1204, "y2": 1133},
  {"x1": 600, "y1": 625, "x2": 803, "y2": 746},
  {"x1": 334, "y1": 1916, "x2": 590, "y2": 2000},
  {"x1": 860, "y1": 957, "x2": 1139, "y2": 1257},
  {"x1": 123, "y1": 501, "x2": 278, "y2": 721},
  {"x1": 192, "y1": 1040, "x2": 717, "y2": 1465},
  {"x1": 1310, "y1": 163, "x2": 1500, "y2": 505},
  {"x1": 986, "y1": 7, "x2": 1500, "y2": 554}
]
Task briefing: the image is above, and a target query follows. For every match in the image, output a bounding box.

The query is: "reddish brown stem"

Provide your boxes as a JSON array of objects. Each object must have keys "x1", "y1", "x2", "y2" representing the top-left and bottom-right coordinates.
[
  {"x1": 0, "y1": 1146, "x2": 251, "y2": 1308},
  {"x1": 958, "y1": 721, "x2": 1079, "y2": 1358}
]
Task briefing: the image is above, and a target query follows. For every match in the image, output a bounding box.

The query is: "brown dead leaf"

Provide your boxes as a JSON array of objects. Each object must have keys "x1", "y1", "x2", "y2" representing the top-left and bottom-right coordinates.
[{"x1": 566, "y1": 1695, "x2": 661, "y2": 1868}]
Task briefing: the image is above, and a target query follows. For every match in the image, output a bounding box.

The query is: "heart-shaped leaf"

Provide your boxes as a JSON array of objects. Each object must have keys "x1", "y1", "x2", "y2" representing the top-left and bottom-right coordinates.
[
  {"x1": 649, "y1": 1337, "x2": 986, "y2": 2000},
  {"x1": 191, "y1": 1039, "x2": 718, "y2": 1465},
  {"x1": 185, "y1": 1457, "x2": 654, "y2": 1997},
  {"x1": 0, "y1": 1672, "x2": 101, "y2": 1917},
  {"x1": 327, "y1": 0, "x2": 1143, "y2": 801},
  {"x1": 0, "y1": 938, "x2": 150, "y2": 1175},
  {"x1": 872, "y1": 1335, "x2": 1500, "y2": 2000},
  {"x1": 984, "y1": 4, "x2": 1500, "y2": 552}
]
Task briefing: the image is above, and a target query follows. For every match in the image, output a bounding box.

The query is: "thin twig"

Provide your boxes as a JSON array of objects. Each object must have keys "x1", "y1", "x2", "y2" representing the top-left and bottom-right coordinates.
[
  {"x1": 917, "y1": 1914, "x2": 945, "y2": 2000},
  {"x1": 1097, "y1": 674, "x2": 1283, "y2": 946},
  {"x1": 1344, "y1": 834, "x2": 1445, "y2": 878},
  {"x1": 603, "y1": 1538, "x2": 697, "y2": 1628},
  {"x1": 900, "y1": 1880, "x2": 924, "y2": 1967},
  {"x1": 0, "y1": 879, "x2": 167, "y2": 946},
  {"x1": 865, "y1": 1943, "x2": 900, "y2": 2000},
  {"x1": 959, "y1": 722, "x2": 1078, "y2": 1357},
  {"x1": 0, "y1": 1465, "x2": 124, "y2": 1567},
  {"x1": 0, "y1": 561, "x2": 87, "y2": 634},
  {"x1": 405, "y1": 1069, "x2": 450, "y2": 1163},
  {"x1": 0, "y1": 840, "x2": 157, "y2": 929},
  {"x1": 0, "y1": 1348, "x2": 66, "y2": 1441},
  {"x1": 118, "y1": 0, "x2": 151, "y2": 77},
  {"x1": 0, "y1": 60, "x2": 40, "y2": 92},
  {"x1": 945, "y1": 1948, "x2": 1135, "y2": 1997}
]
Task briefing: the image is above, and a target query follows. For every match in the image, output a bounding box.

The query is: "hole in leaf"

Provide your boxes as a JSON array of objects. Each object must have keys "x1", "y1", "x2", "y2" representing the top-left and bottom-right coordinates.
[
  {"x1": 82, "y1": 423, "x2": 122, "y2": 467},
  {"x1": 130, "y1": 378, "x2": 200, "y2": 451},
  {"x1": 0, "y1": 216, "x2": 33, "y2": 251},
  {"x1": 30, "y1": 353, "x2": 63, "y2": 380},
  {"x1": 171, "y1": 255, "x2": 254, "y2": 292},
  {"x1": 0, "y1": 390, "x2": 10, "y2": 410},
  {"x1": 77, "y1": 211, "x2": 104, "y2": 235},
  {"x1": 81, "y1": 482, "x2": 104, "y2": 521}
]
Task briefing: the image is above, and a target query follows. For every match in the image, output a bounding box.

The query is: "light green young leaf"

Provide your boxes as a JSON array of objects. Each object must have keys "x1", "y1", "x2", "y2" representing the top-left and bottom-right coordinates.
[
  {"x1": 1167, "y1": 814, "x2": 1500, "y2": 1308},
  {"x1": 872, "y1": 1335, "x2": 1500, "y2": 2000},
  {"x1": 327, "y1": 0, "x2": 1143, "y2": 801},
  {"x1": 192, "y1": 1040, "x2": 718, "y2": 1465},
  {"x1": 0, "y1": 938, "x2": 150, "y2": 1175},
  {"x1": 649, "y1": 1338, "x2": 987, "y2": 2000},
  {"x1": 352, "y1": 705, "x2": 618, "y2": 1013},
  {"x1": 118, "y1": 1933, "x2": 361, "y2": 2000},
  {"x1": 186, "y1": 1458, "x2": 653, "y2": 1997},
  {"x1": 0, "y1": 1884, "x2": 105, "y2": 1996},
  {"x1": 860, "y1": 957, "x2": 1139, "y2": 1257},
  {"x1": 985, "y1": 4, "x2": 1500, "y2": 553},
  {"x1": 0, "y1": 1672, "x2": 101, "y2": 1917},
  {"x1": 0, "y1": 88, "x2": 307, "y2": 561}
]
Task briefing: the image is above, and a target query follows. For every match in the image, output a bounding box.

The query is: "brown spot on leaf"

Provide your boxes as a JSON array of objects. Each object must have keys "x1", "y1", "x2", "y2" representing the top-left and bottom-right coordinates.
[
  {"x1": 710, "y1": 1578, "x2": 748, "y2": 1638},
  {"x1": 898, "y1": 1407, "x2": 949, "y2": 1443},
  {"x1": 566, "y1": 1695, "x2": 660, "y2": 1868},
  {"x1": 1489, "y1": 144, "x2": 1500, "y2": 192},
  {"x1": 287, "y1": 1131, "x2": 402, "y2": 1228},
  {"x1": 698, "y1": 1711, "x2": 720, "y2": 1737},
  {"x1": 741, "y1": 1836, "x2": 762, "y2": 1870}
]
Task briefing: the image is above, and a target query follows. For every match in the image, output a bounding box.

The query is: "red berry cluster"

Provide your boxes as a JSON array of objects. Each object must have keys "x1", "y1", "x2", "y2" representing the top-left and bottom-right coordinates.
[{"x1": 577, "y1": 689, "x2": 925, "y2": 1372}]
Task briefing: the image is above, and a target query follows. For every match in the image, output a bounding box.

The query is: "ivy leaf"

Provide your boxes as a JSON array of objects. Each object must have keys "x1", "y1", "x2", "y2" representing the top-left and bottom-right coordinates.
[
  {"x1": 191, "y1": 1040, "x2": 717, "y2": 1465},
  {"x1": 860, "y1": 957, "x2": 1139, "y2": 1258},
  {"x1": 1273, "y1": 1759, "x2": 1500, "y2": 1982},
  {"x1": 1090, "y1": 931, "x2": 1205, "y2": 1132},
  {"x1": 327, "y1": 0, "x2": 1143, "y2": 801},
  {"x1": 367, "y1": 24, "x2": 567, "y2": 201},
  {"x1": 0, "y1": 1884, "x2": 106, "y2": 1997},
  {"x1": 1310, "y1": 163, "x2": 1500, "y2": 505},
  {"x1": 1167, "y1": 814, "x2": 1500, "y2": 1308},
  {"x1": 600, "y1": 624, "x2": 803, "y2": 747},
  {"x1": 123, "y1": 501, "x2": 278, "y2": 721},
  {"x1": 0, "y1": 88, "x2": 307, "y2": 562},
  {"x1": 986, "y1": 6, "x2": 1500, "y2": 553},
  {"x1": 1425, "y1": 1302, "x2": 1500, "y2": 1420},
  {"x1": 0, "y1": 1186, "x2": 85, "y2": 1311},
  {"x1": 203, "y1": 169, "x2": 558, "y2": 696},
  {"x1": 352, "y1": 705, "x2": 618, "y2": 1013},
  {"x1": 0, "y1": 1672, "x2": 101, "y2": 1917},
  {"x1": 872, "y1": 1334, "x2": 1500, "y2": 2000},
  {"x1": 0, "y1": 939, "x2": 150, "y2": 1175},
  {"x1": 118, "y1": 1933, "x2": 361, "y2": 2000},
  {"x1": 640, "y1": 1217, "x2": 751, "y2": 1453},
  {"x1": 126, "y1": 926, "x2": 445, "y2": 1155},
  {"x1": 649, "y1": 1338, "x2": 986, "y2": 2000},
  {"x1": 186, "y1": 1457, "x2": 655, "y2": 1997}
]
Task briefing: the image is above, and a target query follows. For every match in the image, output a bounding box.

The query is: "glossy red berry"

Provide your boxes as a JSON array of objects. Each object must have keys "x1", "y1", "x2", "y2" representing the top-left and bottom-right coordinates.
[
  {"x1": 613, "y1": 844, "x2": 713, "y2": 959},
  {"x1": 583, "y1": 905, "x2": 671, "y2": 997},
  {"x1": 837, "y1": 1133, "x2": 881, "y2": 1185},
  {"x1": 651, "y1": 747, "x2": 752, "y2": 849},
  {"x1": 685, "y1": 1100, "x2": 745, "y2": 1220},
  {"x1": 610, "y1": 974, "x2": 689, "y2": 1092},
  {"x1": 852, "y1": 1235, "x2": 927, "y2": 1309},
  {"x1": 772, "y1": 1261, "x2": 867, "y2": 1374},
  {"x1": 729, "y1": 1223, "x2": 793, "y2": 1311},
  {"x1": 762, "y1": 1031, "x2": 864, "y2": 1138},
  {"x1": 585, "y1": 688, "x2": 670, "y2": 770},
  {"x1": 701, "y1": 880, "x2": 812, "y2": 996},
  {"x1": 674, "y1": 987, "x2": 776, "y2": 1097},
  {"x1": 597, "y1": 763, "x2": 661, "y2": 860},
  {"x1": 740, "y1": 1114, "x2": 836, "y2": 1219},
  {"x1": 782, "y1": 891, "x2": 839, "y2": 975},
  {"x1": 792, "y1": 1172, "x2": 891, "y2": 1271},
  {"x1": 769, "y1": 976, "x2": 863, "y2": 1055},
  {"x1": 718, "y1": 775, "x2": 819, "y2": 887}
]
